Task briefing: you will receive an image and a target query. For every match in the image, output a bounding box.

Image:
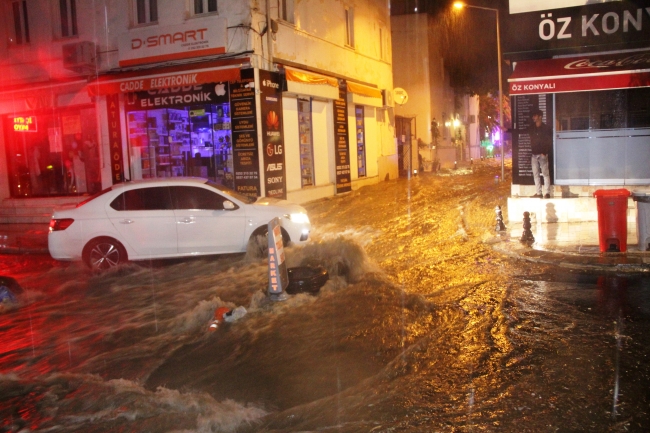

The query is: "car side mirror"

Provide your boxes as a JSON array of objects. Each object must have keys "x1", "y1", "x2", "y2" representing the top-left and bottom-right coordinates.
[{"x1": 223, "y1": 200, "x2": 235, "y2": 210}]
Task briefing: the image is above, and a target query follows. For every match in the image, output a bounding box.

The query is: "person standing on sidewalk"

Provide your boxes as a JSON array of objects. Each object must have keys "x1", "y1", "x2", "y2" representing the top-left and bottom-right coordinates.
[{"x1": 529, "y1": 108, "x2": 553, "y2": 198}]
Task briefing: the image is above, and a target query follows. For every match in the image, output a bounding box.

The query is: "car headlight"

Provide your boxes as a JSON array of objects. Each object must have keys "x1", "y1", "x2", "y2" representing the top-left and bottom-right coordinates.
[{"x1": 285, "y1": 212, "x2": 310, "y2": 224}]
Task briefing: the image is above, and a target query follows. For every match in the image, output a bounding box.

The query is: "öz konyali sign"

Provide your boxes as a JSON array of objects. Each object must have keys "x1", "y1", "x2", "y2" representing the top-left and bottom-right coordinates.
[
  {"x1": 505, "y1": 0, "x2": 650, "y2": 59},
  {"x1": 118, "y1": 19, "x2": 227, "y2": 67}
]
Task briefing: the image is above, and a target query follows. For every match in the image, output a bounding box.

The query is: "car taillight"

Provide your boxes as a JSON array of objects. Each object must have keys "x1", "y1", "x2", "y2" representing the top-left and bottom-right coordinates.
[{"x1": 49, "y1": 218, "x2": 74, "y2": 232}]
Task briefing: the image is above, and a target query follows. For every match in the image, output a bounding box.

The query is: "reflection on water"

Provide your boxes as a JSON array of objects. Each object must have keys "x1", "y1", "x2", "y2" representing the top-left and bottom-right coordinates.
[
  {"x1": 597, "y1": 275, "x2": 626, "y2": 423},
  {"x1": 1, "y1": 163, "x2": 650, "y2": 432}
]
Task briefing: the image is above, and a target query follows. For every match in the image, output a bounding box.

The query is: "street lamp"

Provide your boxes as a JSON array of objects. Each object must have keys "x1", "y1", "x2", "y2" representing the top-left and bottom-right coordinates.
[{"x1": 452, "y1": 1, "x2": 504, "y2": 180}]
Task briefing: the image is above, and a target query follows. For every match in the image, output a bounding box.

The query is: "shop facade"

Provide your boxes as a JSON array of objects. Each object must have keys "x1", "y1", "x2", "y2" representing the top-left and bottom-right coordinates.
[
  {"x1": 510, "y1": 52, "x2": 650, "y2": 191},
  {"x1": 1, "y1": 82, "x2": 103, "y2": 200},
  {"x1": 504, "y1": 0, "x2": 650, "y2": 225},
  {"x1": 0, "y1": 63, "x2": 389, "y2": 208},
  {"x1": 505, "y1": 0, "x2": 650, "y2": 198},
  {"x1": 87, "y1": 60, "x2": 385, "y2": 203},
  {"x1": 0, "y1": 0, "x2": 396, "y2": 220}
]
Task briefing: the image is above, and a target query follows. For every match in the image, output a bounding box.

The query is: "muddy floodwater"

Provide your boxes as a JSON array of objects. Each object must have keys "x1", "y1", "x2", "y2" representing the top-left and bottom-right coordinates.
[{"x1": 1, "y1": 161, "x2": 649, "y2": 432}]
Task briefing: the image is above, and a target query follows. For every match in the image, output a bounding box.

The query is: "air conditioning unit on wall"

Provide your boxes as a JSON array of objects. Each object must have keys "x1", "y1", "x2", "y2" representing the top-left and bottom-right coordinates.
[
  {"x1": 62, "y1": 41, "x2": 97, "y2": 75},
  {"x1": 382, "y1": 89, "x2": 394, "y2": 108}
]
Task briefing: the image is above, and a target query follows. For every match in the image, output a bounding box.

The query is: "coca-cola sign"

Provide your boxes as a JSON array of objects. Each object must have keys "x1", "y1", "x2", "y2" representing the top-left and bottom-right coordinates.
[{"x1": 563, "y1": 52, "x2": 650, "y2": 70}]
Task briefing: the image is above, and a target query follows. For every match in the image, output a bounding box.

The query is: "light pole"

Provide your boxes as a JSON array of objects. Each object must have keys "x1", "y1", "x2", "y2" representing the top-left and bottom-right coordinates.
[{"x1": 452, "y1": 1, "x2": 504, "y2": 180}]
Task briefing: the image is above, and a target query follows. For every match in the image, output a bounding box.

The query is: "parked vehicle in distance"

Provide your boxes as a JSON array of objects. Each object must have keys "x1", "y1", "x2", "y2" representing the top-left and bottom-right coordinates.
[{"x1": 48, "y1": 178, "x2": 311, "y2": 271}]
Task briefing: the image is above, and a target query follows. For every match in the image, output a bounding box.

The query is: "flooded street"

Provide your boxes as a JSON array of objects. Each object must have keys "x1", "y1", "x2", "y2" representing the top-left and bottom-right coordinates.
[{"x1": 2, "y1": 161, "x2": 650, "y2": 432}]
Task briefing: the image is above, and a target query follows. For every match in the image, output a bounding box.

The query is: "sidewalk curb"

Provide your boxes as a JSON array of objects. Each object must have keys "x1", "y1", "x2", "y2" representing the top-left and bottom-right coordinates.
[
  {"x1": 490, "y1": 237, "x2": 650, "y2": 273},
  {"x1": 0, "y1": 246, "x2": 50, "y2": 255}
]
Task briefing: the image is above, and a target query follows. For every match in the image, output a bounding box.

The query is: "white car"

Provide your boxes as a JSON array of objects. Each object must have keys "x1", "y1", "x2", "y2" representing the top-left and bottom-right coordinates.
[{"x1": 48, "y1": 178, "x2": 311, "y2": 270}]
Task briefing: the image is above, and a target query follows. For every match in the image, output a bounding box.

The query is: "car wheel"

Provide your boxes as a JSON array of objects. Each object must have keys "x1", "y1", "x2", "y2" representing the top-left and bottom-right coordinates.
[
  {"x1": 247, "y1": 226, "x2": 289, "y2": 258},
  {"x1": 82, "y1": 237, "x2": 127, "y2": 271}
]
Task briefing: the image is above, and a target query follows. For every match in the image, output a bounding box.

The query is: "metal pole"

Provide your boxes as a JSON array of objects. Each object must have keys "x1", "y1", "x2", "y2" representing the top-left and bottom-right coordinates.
[
  {"x1": 266, "y1": 0, "x2": 274, "y2": 69},
  {"x1": 496, "y1": 9, "x2": 504, "y2": 180}
]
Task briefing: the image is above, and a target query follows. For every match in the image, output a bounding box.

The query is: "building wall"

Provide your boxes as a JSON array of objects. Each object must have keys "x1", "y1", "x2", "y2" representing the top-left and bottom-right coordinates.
[
  {"x1": 391, "y1": 13, "x2": 463, "y2": 170},
  {"x1": 391, "y1": 14, "x2": 430, "y2": 142},
  {"x1": 271, "y1": 0, "x2": 396, "y2": 188}
]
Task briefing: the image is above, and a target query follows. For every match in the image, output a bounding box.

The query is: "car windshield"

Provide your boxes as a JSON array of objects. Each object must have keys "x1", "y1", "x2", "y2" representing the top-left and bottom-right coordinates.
[{"x1": 205, "y1": 180, "x2": 256, "y2": 204}]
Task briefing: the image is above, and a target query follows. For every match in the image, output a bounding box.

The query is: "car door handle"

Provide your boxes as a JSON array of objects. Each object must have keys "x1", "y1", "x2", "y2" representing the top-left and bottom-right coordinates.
[
  {"x1": 120, "y1": 219, "x2": 134, "y2": 224},
  {"x1": 178, "y1": 217, "x2": 194, "y2": 224}
]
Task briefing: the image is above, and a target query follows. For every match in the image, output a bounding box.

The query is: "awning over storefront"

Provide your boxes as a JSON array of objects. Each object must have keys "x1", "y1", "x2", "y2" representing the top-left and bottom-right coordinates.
[
  {"x1": 347, "y1": 81, "x2": 383, "y2": 108},
  {"x1": 509, "y1": 51, "x2": 650, "y2": 95},
  {"x1": 284, "y1": 66, "x2": 339, "y2": 100},
  {"x1": 88, "y1": 59, "x2": 246, "y2": 96},
  {"x1": 0, "y1": 78, "x2": 90, "y2": 110}
]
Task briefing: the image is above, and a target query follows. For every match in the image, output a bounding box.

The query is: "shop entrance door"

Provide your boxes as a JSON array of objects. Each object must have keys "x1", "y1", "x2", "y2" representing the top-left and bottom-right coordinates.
[{"x1": 396, "y1": 116, "x2": 415, "y2": 178}]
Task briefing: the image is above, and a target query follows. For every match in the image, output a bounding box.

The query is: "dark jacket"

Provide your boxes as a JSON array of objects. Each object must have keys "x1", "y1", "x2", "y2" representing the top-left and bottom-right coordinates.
[{"x1": 529, "y1": 122, "x2": 552, "y2": 155}]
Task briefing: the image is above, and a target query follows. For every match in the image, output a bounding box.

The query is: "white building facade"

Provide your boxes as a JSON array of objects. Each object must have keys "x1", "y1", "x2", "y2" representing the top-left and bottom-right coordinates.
[
  {"x1": 0, "y1": 0, "x2": 397, "y2": 221},
  {"x1": 391, "y1": 12, "x2": 479, "y2": 172}
]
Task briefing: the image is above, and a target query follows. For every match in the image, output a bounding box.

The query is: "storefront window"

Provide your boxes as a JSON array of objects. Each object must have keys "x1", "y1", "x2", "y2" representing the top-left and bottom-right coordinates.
[
  {"x1": 355, "y1": 105, "x2": 366, "y2": 177},
  {"x1": 134, "y1": 0, "x2": 157, "y2": 24},
  {"x1": 3, "y1": 108, "x2": 101, "y2": 198},
  {"x1": 126, "y1": 103, "x2": 233, "y2": 188},
  {"x1": 298, "y1": 99, "x2": 314, "y2": 187},
  {"x1": 628, "y1": 88, "x2": 650, "y2": 128},
  {"x1": 557, "y1": 88, "x2": 650, "y2": 131}
]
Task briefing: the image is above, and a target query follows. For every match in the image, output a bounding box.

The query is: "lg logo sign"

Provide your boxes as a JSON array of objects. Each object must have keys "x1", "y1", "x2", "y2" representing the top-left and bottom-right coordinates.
[{"x1": 266, "y1": 143, "x2": 283, "y2": 157}]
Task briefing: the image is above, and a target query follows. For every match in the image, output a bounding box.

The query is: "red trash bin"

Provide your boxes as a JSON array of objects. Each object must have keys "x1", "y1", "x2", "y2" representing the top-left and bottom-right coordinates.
[{"x1": 593, "y1": 189, "x2": 631, "y2": 253}]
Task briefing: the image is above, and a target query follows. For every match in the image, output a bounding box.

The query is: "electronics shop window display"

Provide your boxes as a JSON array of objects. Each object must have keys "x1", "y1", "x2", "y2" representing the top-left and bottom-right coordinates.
[
  {"x1": 127, "y1": 109, "x2": 189, "y2": 179},
  {"x1": 298, "y1": 99, "x2": 315, "y2": 187},
  {"x1": 127, "y1": 104, "x2": 233, "y2": 186}
]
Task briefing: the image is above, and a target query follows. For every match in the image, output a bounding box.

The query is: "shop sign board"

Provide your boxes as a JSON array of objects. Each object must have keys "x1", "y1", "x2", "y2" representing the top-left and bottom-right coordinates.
[
  {"x1": 88, "y1": 67, "x2": 240, "y2": 96},
  {"x1": 259, "y1": 70, "x2": 287, "y2": 200},
  {"x1": 504, "y1": 0, "x2": 650, "y2": 59},
  {"x1": 106, "y1": 94, "x2": 125, "y2": 183},
  {"x1": 511, "y1": 94, "x2": 554, "y2": 185},
  {"x1": 12, "y1": 116, "x2": 37, "y2": 132},
  {"x1": 118, "y1": 20, "x2": 227, "y2": 67},
  {"x1": 124, "y1": 83, "x2": 229, "y2": 110},
  {"x1": 230, "y1": 79, "x2": 261, "y2": 198},
  {"x1": 509, "y1": 51, "x2": 650, "y2": 95},
  {"x1": 510, "y1": 0, "x2": 620, "y2": 14},
  {"x1": 334, "y1": 81, "x2": 352, "y2": 194}
]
